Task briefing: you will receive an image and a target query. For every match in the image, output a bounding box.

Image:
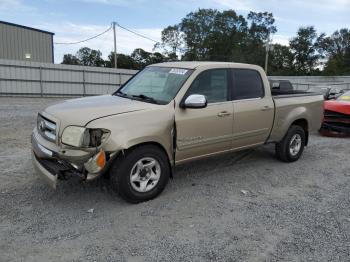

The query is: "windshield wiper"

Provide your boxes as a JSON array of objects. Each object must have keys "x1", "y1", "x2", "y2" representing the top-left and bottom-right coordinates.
[
  {"x1": 131, "y1": 94, "x2": 159, "y2": 104},
  {"x1": 115, "y1": 91, "x2": 159, "y2": 104},
  {"x1": 115, "y1": 90, "x2": 127, "y2": 97}
]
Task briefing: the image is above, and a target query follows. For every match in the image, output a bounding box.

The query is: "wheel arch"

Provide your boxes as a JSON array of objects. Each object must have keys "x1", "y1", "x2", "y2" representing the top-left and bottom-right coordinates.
[
  {"x1": 290, "y1": 118, "x2": 309, "y2": 146},
  {"x1": 119, "y1": 141, "x2": 173, "y2": 178}
]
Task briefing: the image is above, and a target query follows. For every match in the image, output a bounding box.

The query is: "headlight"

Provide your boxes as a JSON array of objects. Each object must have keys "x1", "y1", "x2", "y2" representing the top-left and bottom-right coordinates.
[
  {"x1": 61, "y1": 126, "x2": 85, "y2": 147},
  {"x1": 61, "y1": 126, "x2": 110, "y2": 148}
]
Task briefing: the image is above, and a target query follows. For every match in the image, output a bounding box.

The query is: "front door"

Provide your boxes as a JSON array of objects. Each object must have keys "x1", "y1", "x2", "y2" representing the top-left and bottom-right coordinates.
[{"x1": 175, "y1": 69, "x2": 234, "y2": 163}]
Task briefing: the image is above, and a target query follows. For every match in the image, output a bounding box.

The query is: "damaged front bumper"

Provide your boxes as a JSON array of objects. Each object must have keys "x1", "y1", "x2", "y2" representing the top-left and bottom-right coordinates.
[
  {"x1": 31, "y1": 130, "x2": 114, "y2": 189},
  {"x1": 32, "y1": 151, "x2": 58, "y2": 189},
  {"x1": 319, "y1": 110, "x2": 350, "y2": 137}
]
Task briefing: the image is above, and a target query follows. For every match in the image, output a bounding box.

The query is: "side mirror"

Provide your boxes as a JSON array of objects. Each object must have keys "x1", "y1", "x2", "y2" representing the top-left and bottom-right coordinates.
[{"x1": 182, "y1": 94, "x2": 207, "y2": 109}]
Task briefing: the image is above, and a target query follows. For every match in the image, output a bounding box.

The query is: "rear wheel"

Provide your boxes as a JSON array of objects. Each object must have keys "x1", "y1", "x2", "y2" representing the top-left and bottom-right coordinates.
[
  {"x1": 110, "y1": 145, "x2": 170, "y2": 203},
  {"x1": 275, "y1": 125, "x2": 306, "y2": 162}
]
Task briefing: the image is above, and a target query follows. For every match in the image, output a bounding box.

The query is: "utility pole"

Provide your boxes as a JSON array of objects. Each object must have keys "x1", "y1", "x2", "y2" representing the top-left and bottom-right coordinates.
[
  {"x1": 113, "y1": 22, "x2": 117, "y2": 69},
  {"x1": 264, "y1": 33, "x2": 270, "y2": 75}
]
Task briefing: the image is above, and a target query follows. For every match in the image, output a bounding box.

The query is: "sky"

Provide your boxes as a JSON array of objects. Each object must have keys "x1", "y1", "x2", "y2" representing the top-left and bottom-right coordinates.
[{"x1": 1, "y1": 0, "x2": 349, "y2": 63}]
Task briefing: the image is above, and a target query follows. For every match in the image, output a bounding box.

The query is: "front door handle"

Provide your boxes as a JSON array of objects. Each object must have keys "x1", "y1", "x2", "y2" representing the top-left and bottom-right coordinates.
[
  {"x1": 261, "y1": 106, "x2": 272, "y2": 111},
  {"x1": 217, "y1": 111, "x2": 231, "y2": 117}
]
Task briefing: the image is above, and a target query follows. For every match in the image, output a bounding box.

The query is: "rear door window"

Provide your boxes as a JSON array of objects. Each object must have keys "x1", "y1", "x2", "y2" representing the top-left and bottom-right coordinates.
[{"x1": 232, "y1": 69, "x2": 264, "y2": 100}]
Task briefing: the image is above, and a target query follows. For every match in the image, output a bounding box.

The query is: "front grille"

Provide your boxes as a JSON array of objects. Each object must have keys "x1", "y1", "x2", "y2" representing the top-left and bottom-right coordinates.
[
  {"x1": 37, "y1": 114, "x2": 57, "y2": 142},
  {"x1": 35, "y1": 153, "x2": 66, "y2": 175},
  {"x1": 34, "y1": 153, "x2": 84, "y2": 180},
  {"x1": 322, "y1": 110, "x2": 350, "y2": 133},
  {"x1": 321, "y1": 122, "x2": 350, "y2": 133},
  {"x1": 324, "y1": 110, "x2": 350, "y2": 120}
]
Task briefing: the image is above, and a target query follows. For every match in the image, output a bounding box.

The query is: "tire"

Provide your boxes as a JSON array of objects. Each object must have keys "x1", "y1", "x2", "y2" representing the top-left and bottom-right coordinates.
[
  {"x1": 110, "y1": 145, "x2": 170, "y2": 203},
  {"x1": 275, "y1": 125, "x2": 306, "y2": 162}
]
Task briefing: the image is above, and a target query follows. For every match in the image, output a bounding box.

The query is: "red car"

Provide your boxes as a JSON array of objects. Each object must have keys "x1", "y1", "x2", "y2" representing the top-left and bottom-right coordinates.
[{"x1": 320, "y1": 90, "x2": 350, "y2": 137}]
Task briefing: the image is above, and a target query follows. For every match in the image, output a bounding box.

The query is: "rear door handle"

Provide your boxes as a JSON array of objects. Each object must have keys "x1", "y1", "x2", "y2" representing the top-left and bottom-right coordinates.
[
  {"x1": 217, "y1": 111, "x2": 231, "y2": 117},
  {"x1": 261, "y1": 106, "x2": 272, "y2": 111}
]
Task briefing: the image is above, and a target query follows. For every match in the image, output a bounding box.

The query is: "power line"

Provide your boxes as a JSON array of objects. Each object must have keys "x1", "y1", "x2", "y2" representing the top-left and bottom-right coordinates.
[
  {"x1": 115, "y1": 22, "x2": 159, "y2": 43},
  {"x1": 54, "y1": 25, "x2": 112, "y2": 45},
  {"x1": 53, "y1": 22, "x2": 159, "y2": 46}
]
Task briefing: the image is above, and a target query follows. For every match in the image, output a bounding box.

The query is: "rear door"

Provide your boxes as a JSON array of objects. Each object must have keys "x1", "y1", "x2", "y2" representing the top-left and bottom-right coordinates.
[
  {"x1": 231, "y1": 69, "x2": 274, "y2": 149},
  {"x1": 175, "y1": 68, "x2": 234, "y2": 162}
]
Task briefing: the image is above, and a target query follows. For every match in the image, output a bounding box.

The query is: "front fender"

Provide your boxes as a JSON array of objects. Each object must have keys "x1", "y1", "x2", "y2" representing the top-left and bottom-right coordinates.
[{"x1": 85, "y1": 104, "x2": 175, "y2": 163}]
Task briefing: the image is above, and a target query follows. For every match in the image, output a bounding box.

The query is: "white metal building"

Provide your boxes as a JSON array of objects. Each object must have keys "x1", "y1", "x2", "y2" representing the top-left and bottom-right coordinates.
[{"x1": 0, "y1": 21, "x2": 54, "y2": 63}]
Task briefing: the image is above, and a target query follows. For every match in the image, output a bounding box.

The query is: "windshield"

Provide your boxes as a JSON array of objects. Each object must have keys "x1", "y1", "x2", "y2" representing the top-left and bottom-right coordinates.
[
  {"x1": 115, "y1": 67, "x2": 193, "y2": 104},
  {"x1": 337, "y1": 91, "x2": 350, "y2": 101}
]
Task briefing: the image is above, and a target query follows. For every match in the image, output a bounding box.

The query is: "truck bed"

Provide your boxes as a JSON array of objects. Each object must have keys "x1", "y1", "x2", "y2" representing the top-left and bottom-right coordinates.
[
  {"x1": 271, "y1": 89, "x2": 323, "y2": 97},
  {"x1": 267, "y1": 92, "x2": 324, "y2": 143}
]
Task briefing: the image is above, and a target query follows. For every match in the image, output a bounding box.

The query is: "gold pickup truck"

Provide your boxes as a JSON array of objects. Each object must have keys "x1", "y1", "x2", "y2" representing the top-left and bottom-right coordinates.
[{"x1": 32, "y1": 62, "x2": 324, "y2": 203}]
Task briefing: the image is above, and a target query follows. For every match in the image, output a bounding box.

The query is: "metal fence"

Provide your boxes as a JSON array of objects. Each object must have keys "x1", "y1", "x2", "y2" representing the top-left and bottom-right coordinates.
[
  {"x1": 1, "y1": 59, "x2": 350, "y2": 97},
  {"x1": 0, "y1": 59, "x2": 137, "y2": 97},
  {"x1": 282, "y1": 82, "x2": 350, "y2": 92},
  {"x1": 269, "y1": 76, "x2": 350, "y2": 91}
]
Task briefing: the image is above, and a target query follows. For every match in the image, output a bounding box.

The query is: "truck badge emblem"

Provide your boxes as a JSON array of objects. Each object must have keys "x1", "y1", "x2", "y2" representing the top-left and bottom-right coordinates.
[{"x1": 39, "y1": 120, "x2": 45, "y2": 131}]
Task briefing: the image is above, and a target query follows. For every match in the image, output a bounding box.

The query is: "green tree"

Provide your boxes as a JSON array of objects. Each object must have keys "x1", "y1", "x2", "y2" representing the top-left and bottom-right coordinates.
[
  {"x1": 208, "y1": 10, "x2": 248, "y2": 61},
  {"x1": 289, "y1": 26, "x2": 323, "y2": 75},
  {"x1": 61, "y1": 54, "x2": 80, "y2": 65},
  {"x1": 130, "y1": 48, "x2": 167, "y2": 69},
  {"x1": 76, "y1": 47, "x2": 105, "y2": 67},
  {"x1": 240, "y1": 12, "x2": 277, "y2": 67},
  {"x1": 155, "y1": 25, "x2": 183, "y2": 60},
  {"x1": 321, "y1": 28, "x2": 350, "y2": 75},
  {"x1": 131, "y1": 48, "x2": 152, "y2": 69},
  {"x1": 268, "y1": 44, "x2": 295, "y2": 75},
  {"x1": 149, "y1": 52, "x2": 166, "y2": 64},
  {"x1": 106, "y1": 52, "x2": 138, "y2": 70},
  {"x1": 177, "y1": 9, "x2": 277, "y2": 66},
  {"x1": 247, "y1": 12, "x2": 277, "y2": 42},
  {"x1": 180, "y1": 8, "x2": 219, "y2": 60}
]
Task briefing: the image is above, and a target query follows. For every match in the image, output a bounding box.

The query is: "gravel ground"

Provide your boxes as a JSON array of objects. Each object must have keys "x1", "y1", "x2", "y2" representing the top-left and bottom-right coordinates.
[{"x1": 0, "y1": 97, "x2": 349, "y2": 262}]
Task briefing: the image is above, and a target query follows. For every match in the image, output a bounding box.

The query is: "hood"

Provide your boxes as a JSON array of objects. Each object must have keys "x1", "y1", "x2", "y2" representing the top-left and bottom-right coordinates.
[
  {"x1": 324, "y1": 100, "x2": 350, "y2": 115},
  {"x1": 44, "y1": 95, "x2": 155, "y2": 127}
]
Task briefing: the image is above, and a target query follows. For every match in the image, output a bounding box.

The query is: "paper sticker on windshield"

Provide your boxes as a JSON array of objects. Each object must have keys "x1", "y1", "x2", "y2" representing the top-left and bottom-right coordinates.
[{"x1": 169, "y1": 68, "x2": 188, "y2": 75}]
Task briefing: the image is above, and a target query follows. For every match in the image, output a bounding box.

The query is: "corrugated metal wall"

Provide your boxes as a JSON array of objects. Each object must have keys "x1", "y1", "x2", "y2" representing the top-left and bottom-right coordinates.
[
  {"x1": 0, "y1": 59, "x2": 137, "y2": 96},
  {"x1": 0, "y1": 22, "x2": 53, "y2": 63},
  {"x1": 269, "y1": 76, "x2": 350, "y2": 90},
  {"x1": 0, "y1": 58, "x2": 349, "y2": 97}
]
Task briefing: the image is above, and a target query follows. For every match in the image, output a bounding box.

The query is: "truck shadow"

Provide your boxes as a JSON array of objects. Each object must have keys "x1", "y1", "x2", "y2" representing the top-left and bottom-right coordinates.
[{"x1": 32, "y1": 144, "x2": 277, "y2": 205}]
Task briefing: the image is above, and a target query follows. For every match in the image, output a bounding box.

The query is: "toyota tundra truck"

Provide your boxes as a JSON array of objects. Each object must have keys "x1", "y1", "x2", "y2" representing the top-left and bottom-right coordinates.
[{"x1": 31, "y1": 62, "x2": 324, "y2": 203}]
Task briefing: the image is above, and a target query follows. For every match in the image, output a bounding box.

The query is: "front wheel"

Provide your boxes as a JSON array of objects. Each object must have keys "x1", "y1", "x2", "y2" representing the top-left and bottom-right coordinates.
[
  {"x1": 275, "y1": 125, "x2": 306, "y2": 162},
  {"x1": 110, "y1": 145, "x2": 170, "y2": 203}
]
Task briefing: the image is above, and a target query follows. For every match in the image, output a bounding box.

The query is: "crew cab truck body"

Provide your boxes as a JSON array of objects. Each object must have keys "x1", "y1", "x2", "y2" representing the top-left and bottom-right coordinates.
[{"x1": 31, "y1": 62, "x2": 324, "y2": 203}]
